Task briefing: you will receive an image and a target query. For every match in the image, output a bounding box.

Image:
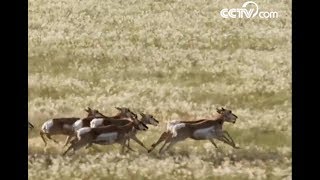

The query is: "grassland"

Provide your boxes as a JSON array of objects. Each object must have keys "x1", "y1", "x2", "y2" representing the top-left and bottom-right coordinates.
[{"x1": 28, "y1": 0, "x2": 292, "y2": 179}]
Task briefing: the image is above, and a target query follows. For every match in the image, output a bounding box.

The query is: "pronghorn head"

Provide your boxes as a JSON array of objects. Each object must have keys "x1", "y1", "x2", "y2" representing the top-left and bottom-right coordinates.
[
  {"x1": 132, "y1": 119, "x2": 149, "y2": 131},
  {"x1": 115, "y1": 107, "x2": 138, "y2": 120},
  {"x1": 216, "y1": 107, "x2": 238, "y2": 123},
  {"x1": 84, "y1": 107, "x2": 94, "y2": 116},
  {"x1": 139, "y1": 113, "x2": 159, "y2": 126}
]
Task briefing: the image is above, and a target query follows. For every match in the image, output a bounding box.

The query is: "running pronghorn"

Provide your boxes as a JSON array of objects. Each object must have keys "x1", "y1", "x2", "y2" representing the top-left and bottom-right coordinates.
[
  {"x1": 66, "y1": 107, "x2": 138, "y2": 146},
  {"x1": 62, "y1": 118, "x2": 149, "y2": 156},
  {"x1": 123, "y1": 113, "x2": 159, "y2": 151},
  {"x1": 72, "y1": 107, "x2": 138, "y2": 132},
  {"x1": 40, "y1": 107, "x2": 100, "y2": 146},
  {"x1": 90, "y1": 112, "x2": 159, "y2": 151},
  {"x1": 148, "y1": 107, "x2": 239, "y2": 154}
]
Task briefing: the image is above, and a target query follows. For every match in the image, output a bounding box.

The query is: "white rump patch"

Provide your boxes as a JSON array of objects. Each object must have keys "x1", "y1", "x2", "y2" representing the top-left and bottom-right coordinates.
[
  {"x1": 95, "y1": 132, "x2": 118, "y2": 143},
  {"x1": 90, "y1": 118, "x2": 104, "y2": 128},
  {"x1": 166, "y1": 120, "x2": 181, "y2": 130},
  {"x1": 41, "y1": 119, "x2": 53, "y2": 133},
  {"x1": 73, "y1": 119, "x2": 83, "y2": 131},
  {"x1": 193, "y1": 126, "x2": 216, "y2": 139},
  {"x1": 167, "y1": 121, "x2": 185, "y2": 137},
  {"x1": 77, "y1": 127, "x2": 91, "y2": 140}
]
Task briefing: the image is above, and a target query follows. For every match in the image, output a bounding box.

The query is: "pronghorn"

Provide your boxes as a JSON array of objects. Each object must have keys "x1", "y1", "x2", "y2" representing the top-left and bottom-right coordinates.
[
  {"x1": 62, "y1": 119, "x2": 149, "y2": 156},
  {"x1": 40, "y1": 107, "x2": 99, "y2": 146},
  {"x1": 72, "y1": 107, "x2": 138, "y2": 132},
  {"x1": 147, "y1": 119, "x2": 209, "y2": 152},
  {"x1": 28, "y1": 121, "x2": 34, "y2": 129},
  {"x1": 148, "y1": 107, "x2": 239, "y2": 154},
  {"x1": 123, "y1": 113, "x2": 159, "y2": 151},
  {"x1": 66, "y1": 107, "x2": 138, "y2": 146},
  {"x1": 90, "y1": 112, "x2": 159, "y2": 151}
]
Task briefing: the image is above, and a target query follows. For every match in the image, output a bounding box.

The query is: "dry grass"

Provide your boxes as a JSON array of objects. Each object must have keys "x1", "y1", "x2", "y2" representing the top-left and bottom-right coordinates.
[{"x1": 28, "y1": 0, "x2": 291, "y2": 179}]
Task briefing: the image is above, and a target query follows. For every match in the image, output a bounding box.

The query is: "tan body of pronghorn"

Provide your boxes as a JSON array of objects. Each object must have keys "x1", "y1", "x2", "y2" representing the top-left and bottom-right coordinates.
[
  {"x1": 147, "y1": 119, "x2": 207, "y2": 152},
  {"x1": 148, "y1": 108, "x2": 239, "y2": 154},
  {"x1": 90, "y1": 113, "x2": 159, "y2": 151},
  {"x1": 40, "y1": 107, "x2": 98, "y2": 146},
  {"x1": 67, "y1": 107, "x2": 138, "y2": 146},
  {"x1": 72, "y1": 107, "x2": 138, "y2": 131},
  {"x1": 63, "y1": 119, "x2": 149, "y2": 156}
]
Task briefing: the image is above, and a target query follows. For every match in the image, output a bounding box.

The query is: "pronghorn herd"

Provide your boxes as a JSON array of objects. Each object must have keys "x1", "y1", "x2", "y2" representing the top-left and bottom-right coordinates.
[{"x1": 29, "y1": 107, "x2": 240, "y2": 155}]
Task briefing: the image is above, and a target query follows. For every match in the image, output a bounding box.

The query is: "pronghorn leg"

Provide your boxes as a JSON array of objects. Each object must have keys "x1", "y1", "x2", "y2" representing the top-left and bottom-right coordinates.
[
  {"x1": 76, "y1": 137, "x2": 92, "y2": 155},
  {"x1": 63, "y1": 135, "x2": 73, "y2": 147},
  {"x1": 218, "y1": 135, "x2": 240, "y2": 149},
  {"x1": 158, "y1": 136, "x2": 173, "y2": 154},
  {"x1": 63, "y1": 145, "x2": 73, "y2": 156},
  {"x1": 63, "y1": 140, "x2": 84, "y2": 156},
  {"x1": 124, "y1": 138, "x2": 131, "y2": 151},
  {"x1": 120, "y1": 139, "x2": 135, "y2": 153},
  {"x1": 215, "y1": 135, "x2": 231, "y2": 145},
  {"x1": 222, "y1": 131, "x2": 239, "y2": 148},
  {"x1": 148, "y1": 131, "x2": 170, "y2": 153},
  {"x1": 130, "y1": 135, "x2": 148, "y2": 151},
  {"x1": 70, "y1": 137, "x2": 78, "y2": 145},
  {"x1": 120, "y1": 139, "x2": 127, "y2": 154},
  {"x1": 125, "y1": 143, "x2": 135, "y2": 152},
  {"x1": 40, "y1": 132, "x2": 47, "y2": 146},
  {"x1": 161, "y1": 139, "x2": 179, "y2": 154},
  {"x1": 46, "y1": 134, "x2": 59, "y2": 144},
  {"x1": 123, "y1": 139, "x2": 135, "y2": 153},
  {"x1": 85, "y1": 143, "x2": 93, "y2": 149},
  {"x1": 223, "y1": 131, "x2": 235, "y2": 145},
  {"x1": 209, "y1": 139, "x2": 218, "y2": 148},
  {"x1": 151, "y1": 131, "x2": 170, "y2": 147},
  {"x1": 62, "y1": 136, "x2": 90, "y2": 156},
  {"x1": 158, "y1": 142, "x2": 169, "y2": 154}
]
